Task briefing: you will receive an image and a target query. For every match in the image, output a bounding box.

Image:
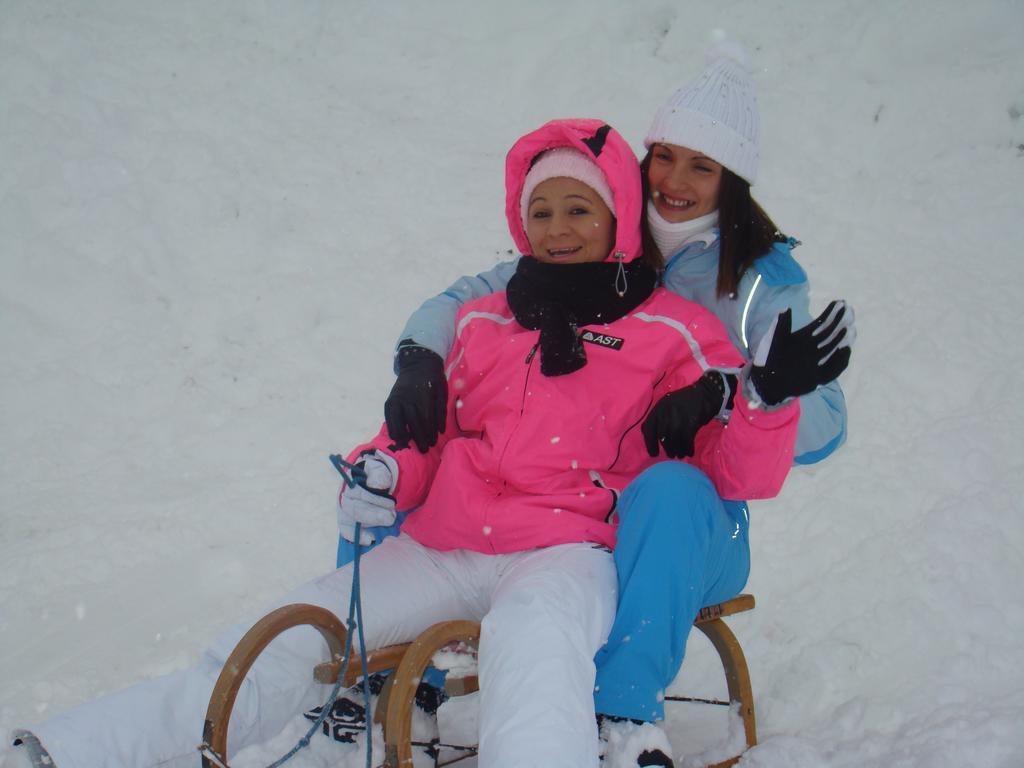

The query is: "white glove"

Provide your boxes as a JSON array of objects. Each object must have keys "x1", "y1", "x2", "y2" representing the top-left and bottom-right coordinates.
[{"x1": 337, "y1": 451, "x2": 399, "y2": 546}]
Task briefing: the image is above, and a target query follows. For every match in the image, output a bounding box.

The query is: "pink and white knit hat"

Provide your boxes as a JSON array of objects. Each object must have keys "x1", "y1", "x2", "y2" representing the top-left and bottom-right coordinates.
[{"x1": 520, "y1": 147, "x2": 617, "y2": 228}]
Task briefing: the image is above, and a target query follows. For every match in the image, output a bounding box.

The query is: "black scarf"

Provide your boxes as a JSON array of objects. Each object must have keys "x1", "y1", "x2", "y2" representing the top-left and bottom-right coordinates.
[{"x1": 505, "y1": 257, "x2": 657, "y2": 377}]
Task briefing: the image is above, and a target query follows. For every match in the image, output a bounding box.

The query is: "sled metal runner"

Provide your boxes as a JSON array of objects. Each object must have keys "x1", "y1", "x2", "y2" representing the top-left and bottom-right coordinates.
[{"x1": 202, "y1": 594, "x2": 757, "y2": 768}]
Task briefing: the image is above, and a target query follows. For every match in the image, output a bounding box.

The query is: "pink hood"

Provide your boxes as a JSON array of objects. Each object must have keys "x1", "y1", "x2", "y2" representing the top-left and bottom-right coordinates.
[{"x1": 505, "y1": 119, "x2": 643, "y2": 263}]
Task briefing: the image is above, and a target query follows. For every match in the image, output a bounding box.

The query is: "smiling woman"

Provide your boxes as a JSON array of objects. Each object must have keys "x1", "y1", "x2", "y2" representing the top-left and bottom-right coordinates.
[
  {"x1": 647, "y1": 144, "x2": 723, "y2": 223},
  {"x1": 525, "y1": 176, "x2": 615, "y2": 264},
  {"x1": 521, "y1": 148, "x2": 617, "y2": 264}
]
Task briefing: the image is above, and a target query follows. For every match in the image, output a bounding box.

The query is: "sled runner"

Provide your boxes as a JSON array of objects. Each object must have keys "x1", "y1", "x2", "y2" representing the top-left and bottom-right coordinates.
[{"x1": 201, "y1": 595, "x2": 757, "y2": 768}]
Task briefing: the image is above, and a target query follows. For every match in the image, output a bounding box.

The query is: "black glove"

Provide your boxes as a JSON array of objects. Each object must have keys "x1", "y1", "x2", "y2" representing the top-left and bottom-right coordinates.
[
  {"x1": 642, "y1": 370, "x2": 735, "y2": 458},
  {"x1": 748, "y1": 300, "x2": 854, "y2": 406},
  {"x1": 384, "y1": 342, "x2": 448, "y2": 453}
]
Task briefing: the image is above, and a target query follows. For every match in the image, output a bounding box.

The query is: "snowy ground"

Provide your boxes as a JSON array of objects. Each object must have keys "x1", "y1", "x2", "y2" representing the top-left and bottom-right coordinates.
[{"x1": 2, "y1": 1, "x2": 1023, "y2": 766}]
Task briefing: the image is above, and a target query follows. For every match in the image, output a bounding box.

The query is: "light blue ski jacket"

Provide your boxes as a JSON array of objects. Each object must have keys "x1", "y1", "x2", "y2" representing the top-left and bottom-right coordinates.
[{"x1": 395, "y1": 236, "x2": 847, "y2": 465}]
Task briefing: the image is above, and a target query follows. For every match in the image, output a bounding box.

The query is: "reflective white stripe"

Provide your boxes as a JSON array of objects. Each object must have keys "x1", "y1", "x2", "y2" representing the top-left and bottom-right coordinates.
[
  {"x1": 445, "y1": 348, "x2": 464, "y2": 379},
  {"x1": 447, "y1": 312, "x2": 514, "y2": 378},
  {"x1": 456, "y1": 311, "x2": 514, "y2": 337},
  {"x1": 740, "y1": 273, "x2": 762, "y2": 352},
  {"x1": 633, "y1": 311, "x2": 712, "y2": 371}
]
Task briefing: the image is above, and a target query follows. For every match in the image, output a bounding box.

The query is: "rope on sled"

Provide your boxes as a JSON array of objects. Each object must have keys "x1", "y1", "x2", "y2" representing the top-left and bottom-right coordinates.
[{"x1": 264, "y1": 455, "x2": 374, "y2": 768}]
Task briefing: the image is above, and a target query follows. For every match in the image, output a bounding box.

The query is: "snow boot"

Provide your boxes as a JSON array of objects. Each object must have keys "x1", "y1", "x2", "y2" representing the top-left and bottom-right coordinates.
[
  {"x1": 305, "y1": 672, "x2": 447, "y2": 744},
  {"x1": 304, "y1": 672, "x2": 388, "y2": 743},
  {"x1": 598, "y1": 714, "x2": 675, "y2": 768}
]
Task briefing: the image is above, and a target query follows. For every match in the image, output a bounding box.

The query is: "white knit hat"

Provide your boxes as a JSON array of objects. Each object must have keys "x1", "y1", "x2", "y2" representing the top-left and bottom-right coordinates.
[
  {"x1": 520, "y1": 148, "x2": 616, "y2": 227},
  {"x1": 644, "y1": 36, "x2": 760, "y2": 185}
]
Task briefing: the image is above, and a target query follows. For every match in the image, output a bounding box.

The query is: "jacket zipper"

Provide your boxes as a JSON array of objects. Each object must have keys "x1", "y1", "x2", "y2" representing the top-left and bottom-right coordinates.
[
  {"x1": 495, "y1": 341, "x2": 539, "y2": 477},
  {"x1": 607, "y1": 371, "x2": 666, "y2": 471},
  {"x1": 481, "y1": 340, "x2": 539, "y2": 554}
]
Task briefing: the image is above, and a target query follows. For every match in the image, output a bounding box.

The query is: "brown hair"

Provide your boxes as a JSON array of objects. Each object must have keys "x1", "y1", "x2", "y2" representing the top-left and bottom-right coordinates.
[{"x1": 639, "y1": 149, "x2": 786, "y2": 297}]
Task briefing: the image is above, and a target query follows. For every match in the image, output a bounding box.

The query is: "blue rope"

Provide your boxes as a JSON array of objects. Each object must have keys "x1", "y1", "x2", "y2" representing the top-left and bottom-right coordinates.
[
  {"x1": 353, "y1": 538, "x2": 373, "y2": 768},
  {"x1": 263, "y1": 454, "x2": 374, "y2": 768},
  {"x1": 330, "y1": 453, "x2": 368, "y2": 488}
]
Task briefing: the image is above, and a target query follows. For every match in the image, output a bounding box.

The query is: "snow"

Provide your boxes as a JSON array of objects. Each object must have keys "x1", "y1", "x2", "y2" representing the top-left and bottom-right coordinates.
[
  {"x1": 601, "y1": 719, "x2": 676, "y2": 768},
  {"x1": 1, "y1": 1, "x2": 1023, "y2": 766},
  {"x1": 432, "y1": 641, "x2": 478, "y2": 678}
]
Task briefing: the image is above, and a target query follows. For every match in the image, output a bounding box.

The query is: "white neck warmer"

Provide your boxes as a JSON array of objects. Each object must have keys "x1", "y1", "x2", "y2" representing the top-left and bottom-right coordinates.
[{"x1": 647, "y1": 202, "x2": 719, "y2": 260}]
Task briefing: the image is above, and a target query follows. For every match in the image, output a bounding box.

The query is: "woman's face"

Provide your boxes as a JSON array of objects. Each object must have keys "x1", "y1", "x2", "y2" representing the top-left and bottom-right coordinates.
[
  {"x1": 646, "y1": 143, "x2": 723, "y2": 223},
  {"x1": 525, "y1": 177, "x2": 615, "y2": 264}
]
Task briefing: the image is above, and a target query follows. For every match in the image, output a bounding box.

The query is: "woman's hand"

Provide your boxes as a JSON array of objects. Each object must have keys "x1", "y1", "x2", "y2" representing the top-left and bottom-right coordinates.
[
  {"x1": 385, "y1": 344, "x2": 448, "y2": 453},
  {"x1": 337, "y1": 453, "x2": 399, "y2": 545},
  {"x1": 748, "y1": 300, "x2": 855, "y2": 406},
  {"x1": 642, "y1": 371, "x2": 734, "y2": 458}
]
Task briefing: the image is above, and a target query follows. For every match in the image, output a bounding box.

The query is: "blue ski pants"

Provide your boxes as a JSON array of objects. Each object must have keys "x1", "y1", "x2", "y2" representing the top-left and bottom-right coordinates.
[{"x1": 337, "y1": 460, "x2": 750, "y2": 723}]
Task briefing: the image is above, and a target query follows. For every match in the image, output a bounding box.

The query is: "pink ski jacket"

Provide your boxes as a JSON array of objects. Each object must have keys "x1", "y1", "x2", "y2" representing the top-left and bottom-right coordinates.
[{"x1": 351, "y1": 120, "x2": 799, "y2": 554}]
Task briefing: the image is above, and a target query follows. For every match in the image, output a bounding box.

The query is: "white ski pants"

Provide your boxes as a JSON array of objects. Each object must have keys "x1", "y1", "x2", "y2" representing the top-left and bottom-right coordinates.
[{"x1": 27, "y1": 534, "x2": 616, "y2": 768}]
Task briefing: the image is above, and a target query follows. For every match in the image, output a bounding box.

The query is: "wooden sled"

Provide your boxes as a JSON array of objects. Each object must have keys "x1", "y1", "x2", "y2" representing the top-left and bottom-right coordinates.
[{"x1": 201, "y1": 595, "x2": 756, "y2": 768}]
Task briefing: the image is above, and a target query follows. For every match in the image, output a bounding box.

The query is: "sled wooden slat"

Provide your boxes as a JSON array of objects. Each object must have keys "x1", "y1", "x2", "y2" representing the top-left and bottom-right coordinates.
[
  {"x1": 695, "y1": 593, "x2": 755, "y2": 623},
  {"x1": 313, "y1": 642, "x2": 412, "y2": 686},
  {"x1": 444, "y1": 674, "x2": 480, "y2": 697}
]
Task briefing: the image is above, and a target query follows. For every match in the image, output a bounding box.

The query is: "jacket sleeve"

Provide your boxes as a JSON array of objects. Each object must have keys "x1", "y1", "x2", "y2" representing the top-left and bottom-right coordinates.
[
  {"x1": 655, "y1": 300, "x2": 800, "y2": 501},
  {"x1": 393, "y1": 259, "x2": 518, "y2": 371},
  {"x1": 345, "y1": 424, "x2": 442, "y2": 512},
  {"x1": 742, "y1": 275, "x2": 848, "y2": 465},
  {"x1": 690, "y1": 393, "x2": 800, "y2": 501},
  {"x1": 352, "y1": 323, "x2": 474, "y2": 509},
  {"x1": 658, "y1": 309, "x2": 746, "y2": 393}
]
